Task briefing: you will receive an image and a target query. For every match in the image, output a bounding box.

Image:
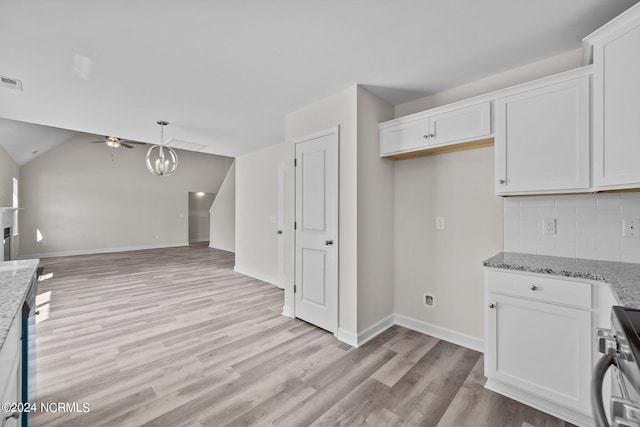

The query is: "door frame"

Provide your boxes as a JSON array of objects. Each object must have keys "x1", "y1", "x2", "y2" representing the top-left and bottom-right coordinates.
[
  {"x1": 276, "y1": 162, "x2": 286, "y2": 290},
  {"x1": 293, "y1": 126, "x2": 340, "y2": 335}
]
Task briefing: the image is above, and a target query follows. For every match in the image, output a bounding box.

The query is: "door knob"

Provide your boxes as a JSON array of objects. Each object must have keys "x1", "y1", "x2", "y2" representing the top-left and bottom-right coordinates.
[
  {"x1": 325, "y1": 240, "x2": 334, "y2": 246},
  {"x1": 530, "y1": 285, "x2": 537, "y2": 291},
  {"x1": 488, "y1": 304, "x2": 495, "y2": 309},
  {"x1": 277, "y1": 230, "x2": 283, "y2": 235},
  {"x1": 498, "y1": 179, "x2": 505, "y2": 184}
]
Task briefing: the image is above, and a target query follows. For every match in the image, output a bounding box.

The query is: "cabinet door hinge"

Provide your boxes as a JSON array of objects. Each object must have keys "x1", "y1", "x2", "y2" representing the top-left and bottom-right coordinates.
[{"x1": 294, "y1": 285, "x2": 297, "y2": 293}]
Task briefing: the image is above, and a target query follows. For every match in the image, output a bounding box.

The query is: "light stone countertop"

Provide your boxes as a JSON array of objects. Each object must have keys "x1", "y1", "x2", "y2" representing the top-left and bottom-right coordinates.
[
  {"x1": 483, "y1": 252, "x2": 640, "y2": 309},
  {"x1": 0, "y1": 259, "x2": 39, "y2": 352}
]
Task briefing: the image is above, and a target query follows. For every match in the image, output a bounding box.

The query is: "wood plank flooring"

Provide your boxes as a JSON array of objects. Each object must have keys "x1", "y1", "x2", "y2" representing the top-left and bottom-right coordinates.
[{"x1": 33, "y1": 243, "x2": 575, "y2": 426}]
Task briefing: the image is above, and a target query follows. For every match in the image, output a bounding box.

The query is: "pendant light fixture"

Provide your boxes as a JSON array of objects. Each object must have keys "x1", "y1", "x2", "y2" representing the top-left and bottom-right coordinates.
[{"x1": 146, "y1": 120, "x2": 178, "y2": 177}]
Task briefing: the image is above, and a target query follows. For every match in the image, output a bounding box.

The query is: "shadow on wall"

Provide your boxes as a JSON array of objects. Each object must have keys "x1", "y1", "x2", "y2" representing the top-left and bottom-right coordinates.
[{"x1": 188, "y1": 191, "x2": 216, "y2": 243}]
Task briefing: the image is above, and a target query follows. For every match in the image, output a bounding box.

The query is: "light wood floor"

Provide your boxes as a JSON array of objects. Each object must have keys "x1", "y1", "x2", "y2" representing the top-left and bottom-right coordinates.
[{"x1": 33, "y1": 243, "x2": 575, "y2": 427}]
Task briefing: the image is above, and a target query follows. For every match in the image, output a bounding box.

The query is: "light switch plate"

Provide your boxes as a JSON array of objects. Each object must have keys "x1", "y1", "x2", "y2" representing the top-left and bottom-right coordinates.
[
  {"x1": 542, "y1": 218, "x2": 556, "y2": 235},
  {"x1": 435, "y1": 217, "x2": 445, "y2": 230}
]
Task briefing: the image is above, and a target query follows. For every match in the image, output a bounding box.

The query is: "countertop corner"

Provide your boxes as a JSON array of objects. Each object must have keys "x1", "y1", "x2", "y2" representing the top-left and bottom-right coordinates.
[{"x1": 483, "y1": 252, "x2": 640, "y2": 309}]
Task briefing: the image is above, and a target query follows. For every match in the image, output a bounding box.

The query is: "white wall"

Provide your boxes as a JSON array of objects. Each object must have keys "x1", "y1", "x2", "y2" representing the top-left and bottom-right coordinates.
[
  {"x1": 0, "y1": 144, "x2": 18, "y2": 207},
  {"x1": 394, "y1": 148, "x2": 503, "y2": 339},
  {"x1": 356, "y1": 87, "x2": 395, "y2": 333},
  {"x1": 396, "y1": 49, "x2": 582, "y2": 116},
  {"x1": 235, "y1": 145, "x2": 288, "y2": 283},
  {"x1": 19, "y1": 133, "x2": 232, "y2": 257},
  {"x1": 188, "y1": 192, "x2": 215, "y2": 243},
  {"x1": 285, "y1": 85, "x2": 359, "y2": 336},
  {"x1": 210, "y1": 162, "x2": 236, "y2": 252},
  {"x1": 392, "y1": 48, "x2": 582, "y2": 340},
  {"x1": 504, "y1": 193, "x2": 640, "y2": 263}
]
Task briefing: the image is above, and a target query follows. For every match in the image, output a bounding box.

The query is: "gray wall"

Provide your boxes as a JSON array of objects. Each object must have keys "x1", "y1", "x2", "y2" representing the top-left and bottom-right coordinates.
[
  {"x1": 356, "y1": 87, "x2": 395, "y2": 333},
  {"x1": 235, "y1": 145, "x2": 287, "y2": 282},
  {"x1": 210, "y1": 161, "x2": 236, "y2": 252},
  {"x1": 19, "y1": 133, "x2": 232, "y2": 257},
  {"x1": 188, "y1": 192, "x2": 216, "y2": 243},
  {"x1": 0, "y1": 144, "x2": 18, "y2": 207}
]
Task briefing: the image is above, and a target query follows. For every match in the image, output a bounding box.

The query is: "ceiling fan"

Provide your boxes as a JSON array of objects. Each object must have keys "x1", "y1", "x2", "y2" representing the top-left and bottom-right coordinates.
[{"x1": 90, "y1": 136, "x2": 147, "y2": 149}]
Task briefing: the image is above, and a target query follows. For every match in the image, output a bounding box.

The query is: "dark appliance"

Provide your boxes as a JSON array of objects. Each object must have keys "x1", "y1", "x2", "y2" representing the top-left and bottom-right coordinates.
[{"x1": 592, "y1": 306, "x2": 640, "y2": 427}]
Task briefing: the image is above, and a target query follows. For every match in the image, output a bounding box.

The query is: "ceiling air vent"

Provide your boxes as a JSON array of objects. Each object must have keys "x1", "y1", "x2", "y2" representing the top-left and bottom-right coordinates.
[
  {"x1": 0, "y1": 76, "x2": 23, "y2": 91},
  {"x1": 165, "y1": 139, "x2": 206, "y2": 152}
]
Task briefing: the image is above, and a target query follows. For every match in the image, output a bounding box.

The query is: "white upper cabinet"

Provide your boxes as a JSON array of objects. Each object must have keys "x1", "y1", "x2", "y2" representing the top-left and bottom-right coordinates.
[
  {"x1": 379, "y1": 102, "x2": 491, "y2": 158},
  {"x1": 379, "y1": 117, "x2": 429, "y2": 156},
  {"x1": 494, "y1": 69, "x2": 591, "y2": 195},
  {"x1": 586, "y1": 4, "x2": 640, "y2": 190},
  {"x1": 427, "y1": 102, "x2": 491, "y2": 147}
]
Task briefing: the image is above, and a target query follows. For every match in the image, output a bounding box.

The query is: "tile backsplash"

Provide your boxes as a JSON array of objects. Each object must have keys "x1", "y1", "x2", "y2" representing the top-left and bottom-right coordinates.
[{"x1": 504, "y1": 192, "x2": 640, "y2": 263}]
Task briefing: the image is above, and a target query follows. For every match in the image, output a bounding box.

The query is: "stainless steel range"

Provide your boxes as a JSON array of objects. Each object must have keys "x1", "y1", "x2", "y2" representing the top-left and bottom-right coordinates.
[{"x1": 593, "y1": 306, "x2": 640, "y2": 427}]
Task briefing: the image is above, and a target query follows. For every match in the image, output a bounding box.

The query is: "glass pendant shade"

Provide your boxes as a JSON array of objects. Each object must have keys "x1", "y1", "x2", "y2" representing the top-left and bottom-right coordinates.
[{"x1": 146, "y1": 121, "x2": 178, "y2": 177}]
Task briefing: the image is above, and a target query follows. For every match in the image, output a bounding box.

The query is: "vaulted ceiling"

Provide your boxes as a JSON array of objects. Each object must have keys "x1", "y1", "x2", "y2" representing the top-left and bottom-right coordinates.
[{"x1": 0, "y1": 0, "x2": 637, "y2": 164}]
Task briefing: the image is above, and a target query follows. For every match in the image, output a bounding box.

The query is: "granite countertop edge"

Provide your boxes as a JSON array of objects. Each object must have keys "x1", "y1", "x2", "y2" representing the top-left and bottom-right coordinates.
[
  {"x1": 0, "y1": 259, "x2": 39, "y2": 352},
  {"x1": 483, "y1": 252, "x2": 640, "y2": 309}
]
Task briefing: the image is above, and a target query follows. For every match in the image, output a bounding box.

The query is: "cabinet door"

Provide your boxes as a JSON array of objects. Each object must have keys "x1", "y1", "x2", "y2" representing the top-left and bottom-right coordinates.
[
  {"x1": 428, "y1": 102, "x2": 491, "y2": 147},
  {"x1": 486, "y1": 293, "x2": 592, "y2": 414},
  {"x1": 379, "y1": 117, "x2": 428, "y2": 156},
  {"x1": 0, "y1": 350, "x2": 21, "y2": 427},
  {"x1": 495, "y1": 75, "x2": 590, "y2": 195},
  {"x1": 593, "y1": 23, "x2": 640, "y2": 189}
]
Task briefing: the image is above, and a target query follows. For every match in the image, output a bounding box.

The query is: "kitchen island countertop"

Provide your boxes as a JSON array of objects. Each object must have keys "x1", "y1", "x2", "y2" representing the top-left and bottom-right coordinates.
[
  {"x1": 484, "y1": 252, "x2": 640, "y2": 309},
  {"x1": 0, "y1": 259, "x2": 39, "y2": 351}
]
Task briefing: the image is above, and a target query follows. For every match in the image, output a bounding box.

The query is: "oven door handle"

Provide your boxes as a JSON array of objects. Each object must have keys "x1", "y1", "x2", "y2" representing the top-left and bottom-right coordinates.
[{"x1": 592, "y1": 353, "x2": 615, "y2": 427}]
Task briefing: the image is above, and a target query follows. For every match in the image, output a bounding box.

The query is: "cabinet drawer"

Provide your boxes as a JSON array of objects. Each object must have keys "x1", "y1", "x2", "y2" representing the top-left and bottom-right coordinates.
[{"x1": 487, "y1": 270, "x2": 591, "y2": 308}]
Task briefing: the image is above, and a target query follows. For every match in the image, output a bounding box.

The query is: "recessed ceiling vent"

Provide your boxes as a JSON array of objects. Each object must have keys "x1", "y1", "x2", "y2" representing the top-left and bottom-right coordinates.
[
  {"x1": 0, "y1": 76, "x2": 23, "y2": 91},
  {"x1": 165, "y1": 138, "x2": 206, "y2": 152}
]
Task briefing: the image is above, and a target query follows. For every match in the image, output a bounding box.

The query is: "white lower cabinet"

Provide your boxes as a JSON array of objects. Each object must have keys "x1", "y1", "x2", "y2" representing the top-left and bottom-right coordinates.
[
  {"x1": 485, "y1": 270, "x2": 594, "y2": 426},
  {"x1": 0, "y1": 312, "x2": 22, "y2": 427}
]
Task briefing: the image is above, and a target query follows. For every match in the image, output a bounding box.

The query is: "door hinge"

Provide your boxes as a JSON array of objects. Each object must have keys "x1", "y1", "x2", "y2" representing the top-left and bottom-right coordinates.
[
  {"x1": 294, "y1": 285, "x2": 297, "y2": 293},
  {"x1": 294, "y1": 221, "x2": 297, "y2": 230},
  {"x1": 294, "y1": 158, "x2": 297, "y2": 167}
]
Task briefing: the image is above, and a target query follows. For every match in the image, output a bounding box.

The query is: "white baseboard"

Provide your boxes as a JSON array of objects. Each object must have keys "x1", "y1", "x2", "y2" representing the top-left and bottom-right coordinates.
[
  {"x1": 281, "y1": 305, "x2": 293, "y2": 318},
  {"x1": 19, "y1": 242, "x2": 186, "y2": 259},
  {"x1": 337, "y1": 328, "x2": 358, "y2": 347},
  {"x1": 189, "y1": 238, "x2": 209, "y2": 243},
  {"x1": 393, "y1": 313, "x2": 484, "y2": 353},
  {"x1": 357, "y1": 314, "x2": 395, "y2": 347},
  {"x1": 233, "y1": 265, "x2": 279, "y2": 287},
  {"x1": 209, "y1": 243, "x2": 235, "y2": 253}
]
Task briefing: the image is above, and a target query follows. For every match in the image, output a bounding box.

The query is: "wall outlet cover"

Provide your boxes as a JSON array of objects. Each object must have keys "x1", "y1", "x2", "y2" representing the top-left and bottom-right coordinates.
[
  {"x1": 623, "y1": 218, "x2": 640, "y2": 238},
  {"x1": 542, "y1": 218, "x2": 556, "y2": 235}
]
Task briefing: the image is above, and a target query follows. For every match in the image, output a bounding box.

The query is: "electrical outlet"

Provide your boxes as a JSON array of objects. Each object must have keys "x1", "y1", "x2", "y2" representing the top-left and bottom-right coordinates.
[
  {"x1": 542, "y1": 218, "x2": 556, "y2": 235},
  {"x1": 623, "y1": 219, "x2": 640, "y2": 238},
  {"x1": 435, "y1": 217, "x2": 445, "y2": 230}
]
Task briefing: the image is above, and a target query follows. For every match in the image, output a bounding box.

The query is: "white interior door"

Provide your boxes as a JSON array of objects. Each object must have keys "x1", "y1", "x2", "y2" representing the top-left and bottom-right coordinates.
[
  {"x1": 276, "y1": 162, "x2": 286, "y2": 290},
  {"x1": 294, "y1": 127, "x2": 339, "y2": 334}
]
